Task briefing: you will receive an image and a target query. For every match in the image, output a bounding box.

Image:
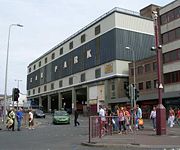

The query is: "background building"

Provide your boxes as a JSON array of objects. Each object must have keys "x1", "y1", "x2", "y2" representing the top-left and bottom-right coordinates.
[{"x1": 27, "y1": 7, "x2": 155, "y2": 114}]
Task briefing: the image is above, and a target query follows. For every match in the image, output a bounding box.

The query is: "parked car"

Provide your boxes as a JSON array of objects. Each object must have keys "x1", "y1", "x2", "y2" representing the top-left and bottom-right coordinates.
[
  {"x1": 52, "y1": 110, "x2": 70, "y2": 124},
  {"x1": 34, "y1": 109, "x2": 45, "y2": 118}
]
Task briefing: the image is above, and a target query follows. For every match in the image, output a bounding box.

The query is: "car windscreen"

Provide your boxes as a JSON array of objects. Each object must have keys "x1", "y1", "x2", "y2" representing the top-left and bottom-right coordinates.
[{"x1": 54, "y1": 111, "x2": 68, "y2": 116}]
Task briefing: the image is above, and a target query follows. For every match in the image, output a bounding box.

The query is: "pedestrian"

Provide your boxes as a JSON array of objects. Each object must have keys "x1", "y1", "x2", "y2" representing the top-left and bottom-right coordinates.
[
  {"x1": 118, "y1": 107, "x2": 126, "y2": 134},
  {"x1": 99, "y1": 105, "x2": 106, "y2": 135},
  {"x1": 16, "y1": 108, "x2": 24, "y2": 131},
  {"x1": 74, "y1": 109, "x2": 80, "y2": 126},
  {"x1": 6, "y1": 109, "x2": 15, "y2": 131},
  {"x1": 124, "y1": 107, "x2": 133, "y2": 133},
  {"x1": 135, "y1": 104, "x2": 143, "y2": 130},
  {"x1": 150, "y1": 106, "x2": 156, "y2": 131},
  {"x1": 168, "y1": 107, "x2": 175, "y2": 127},
  {"x1": 29, "y1": 109, "x2": 34, "y2": 130}
]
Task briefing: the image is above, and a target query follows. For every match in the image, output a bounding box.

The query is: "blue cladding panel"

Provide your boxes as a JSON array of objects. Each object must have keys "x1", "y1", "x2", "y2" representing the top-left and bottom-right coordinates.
[{"x1": 27, "y1": 28, "x2": 154, "y2": 90}]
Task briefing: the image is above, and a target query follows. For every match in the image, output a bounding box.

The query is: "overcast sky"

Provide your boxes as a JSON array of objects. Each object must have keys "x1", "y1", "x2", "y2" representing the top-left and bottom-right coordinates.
[{"x1": 0, "y1": 0, "x2": 172, "y2": 95}]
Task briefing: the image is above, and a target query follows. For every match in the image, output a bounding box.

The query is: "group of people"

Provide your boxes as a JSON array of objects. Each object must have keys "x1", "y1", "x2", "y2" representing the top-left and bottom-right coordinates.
[
  {"x1": 99, "y1": 104, "x2": 180, "y2": 135},
  {"x1": 6, "y1": 108, "x2": 35, "y2": 131}
]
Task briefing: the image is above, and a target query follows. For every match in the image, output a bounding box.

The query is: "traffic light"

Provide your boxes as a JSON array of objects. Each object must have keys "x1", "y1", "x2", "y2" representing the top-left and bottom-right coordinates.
[
  {"x1": 13, "y1": 88, "x2": 20, "y2": 101},
  {"x1": 124, "y1": 82, "x2": 130, "y2": 99},
  {"x1": 135, "y1": 88, "x2": 139, "y2": 100}
]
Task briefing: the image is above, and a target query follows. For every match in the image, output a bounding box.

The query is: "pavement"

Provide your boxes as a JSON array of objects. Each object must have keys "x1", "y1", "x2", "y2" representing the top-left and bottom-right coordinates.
[{"x1": 82, "y1": 120, "x2": 180, "y2": 149}]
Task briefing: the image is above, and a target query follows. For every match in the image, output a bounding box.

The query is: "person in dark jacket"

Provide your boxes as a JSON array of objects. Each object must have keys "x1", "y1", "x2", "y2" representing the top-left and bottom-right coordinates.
[{"x1": 74, "y1": 109, "x2": 80, "y2": 126}]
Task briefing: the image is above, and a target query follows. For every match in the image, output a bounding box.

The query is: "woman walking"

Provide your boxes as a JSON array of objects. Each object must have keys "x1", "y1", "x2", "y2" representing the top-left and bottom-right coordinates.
[{"x1": 150, "y1": 106, "x2": 156, "y2": 131}]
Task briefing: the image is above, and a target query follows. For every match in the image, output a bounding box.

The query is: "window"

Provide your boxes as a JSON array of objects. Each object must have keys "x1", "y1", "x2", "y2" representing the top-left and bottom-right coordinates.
[
  {"x1": 59, "y1": 80, "x2": 63, "y2": 88},
  {"x1": 51, "y1": 83, "x2": 54, "y2": 90},
  {"x1": 44, "y1": 85, "x2": 47, "y2": 91},
  {"x1": 28, "y1": 90, "x2": 30, "y2": 96},
  {"x1": 174, "y1": 7, "x2": 180, "y2": 19},
  {"x1": 138, "y1": 82, "x2": 143, "y2": 90},
  {"x1": 176, "y1": 28, "x2": 180, "y2": 39},
  {"x1": 160, "y1": 14, "x2": 167, "y2": 25},
  {"x1": 111, "y1": 80, "x2": 115, "y2": 98},
  {"x1": 45, "y1": 57, "x2": 47, "y2": 64},
  {"x1": 167, "y1": 10, "x2": 174, "y2": 22},
  {"x1": 153, "y1": 62, "x2": 157, "y2": 71},
  {"x1": 168, "y1": 30, "x2": 175, "y2": 42},
  {"x1": 33, "y1": 89, "x2": 35, "y2": 94},
  {"x1": 146, "y1": 81, "x2": 151, "y2": 89},
  {"x1": 137, "y1": 66, "x2": 143, "y2": 74},
  {"x1": 38, "y1": 87, "x2": 41, "y2": 93},
  {"x1": 69, "y1": 77, "x2": 73, "y2": 85},
  {"x1": 95, "y1": 25, "x2": 100, "y2": 35},
  {"x1": 81, "y1": 34, "x2": 86, "y2": 43},
  {"x1": 130, "y1": 68, "x2": 134, "y2": 76},
  {"x1": 69, "y1": 41, "x2": 73, "y2": 50},
  {"x1": 145, "y1": 64, "x2": 151, "y2": 72},
  {"x1": 39, "y1": 61, "x2": 41, "y2": 67},
  {"x1": 33, "y1": 64, "x2": 36, "y2": 70},
  {"x1": 29, "y1": 67, "x2": 31, "y2": 73},
  {"x1": 163, "y1": 49, "x2": 180, "y2": 64},
  {"x1": 81, "y1": 73, "x2": 85, "y2": 82},
  {"x1": 154, "y1": 80, "x2": 157, "y2": 88},
  {"x1": 162, "y1": 33, "x2": 168, "y2": 44},
  {"x1": 95, "y1": 68, "x2": 101, "y2": 78},
  {"x1": 51, "y1": 53, "x2": 55, "y2": 60},
  {"x1": 60, "y1": 47, "x2": 63, "y2": 55}
]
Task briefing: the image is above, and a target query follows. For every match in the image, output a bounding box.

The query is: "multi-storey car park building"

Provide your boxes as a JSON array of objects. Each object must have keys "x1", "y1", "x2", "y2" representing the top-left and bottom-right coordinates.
[
  {"x1": 27, "y1": 7, "x2": 155, "y2": 114},
  {"x1": 159, "y1": 0, "x2": 180, "y2": 110}
]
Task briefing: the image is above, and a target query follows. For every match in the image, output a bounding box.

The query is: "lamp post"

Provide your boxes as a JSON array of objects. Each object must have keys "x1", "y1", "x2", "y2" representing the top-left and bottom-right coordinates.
[
  {"x1": 152, "y1": 11, "x2": 166, "y2": 135},
  {"x1": 126, "y1": 47, "x2": 136, "y2": 107},
  {"x1": 3, "y1": 24, "x2": 23, "y2": 124}
]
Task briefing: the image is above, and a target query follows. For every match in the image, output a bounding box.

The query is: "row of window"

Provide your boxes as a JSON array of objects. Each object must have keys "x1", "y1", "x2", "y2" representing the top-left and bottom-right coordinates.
[
  {"x1": 130, "y1": 62, "x2": 157, "y2": 76},
  {"x1": 164, "y1": 70, "x2": 180, "y2": 84},
  {"x1": 163, "y1": 48, "x2": 180, "y2": 64},
  {"x1": 138, "y1": 79, "x2": 157, "y2": 90},
  {"x1": 28, "y1": 68, "x2": 101, "y2": 95},
  {"x1": 28, "y1": 25, "x2": 101, "y2": 73},
  {"x1": 160, "y1": 6, "x2": 180, "y2": 25},
  {"x1": 162, "y1": 27, "x2": 180, "y2": 45}
]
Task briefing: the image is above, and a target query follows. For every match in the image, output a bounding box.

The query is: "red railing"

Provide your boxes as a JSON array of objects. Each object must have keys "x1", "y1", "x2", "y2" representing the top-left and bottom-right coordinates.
[{"x1": 89, "y1": 116, "x2": 113, "y2": 143}]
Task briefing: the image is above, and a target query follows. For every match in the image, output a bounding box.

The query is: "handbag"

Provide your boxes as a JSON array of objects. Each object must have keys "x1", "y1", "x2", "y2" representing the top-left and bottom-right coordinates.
[{"x1": 138, "y1": 118, "x2": 144, "y2": 125}]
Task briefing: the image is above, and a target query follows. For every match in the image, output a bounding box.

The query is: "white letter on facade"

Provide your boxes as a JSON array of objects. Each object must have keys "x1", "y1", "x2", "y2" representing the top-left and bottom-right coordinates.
[
  {"x1": 64, "y1": 61, "x2": 67, "y2": 68},
  {"x1": 74, "y1": 56, "x2": 78, "y2": 64},
  {"x1": 87, "y1": 49, "x2": 92, "y2": 59}
]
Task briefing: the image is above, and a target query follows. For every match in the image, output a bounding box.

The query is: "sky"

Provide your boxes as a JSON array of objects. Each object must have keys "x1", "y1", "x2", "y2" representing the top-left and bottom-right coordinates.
[{"x1": 0, "y1": 0, "x2": 172, "y2": 95}]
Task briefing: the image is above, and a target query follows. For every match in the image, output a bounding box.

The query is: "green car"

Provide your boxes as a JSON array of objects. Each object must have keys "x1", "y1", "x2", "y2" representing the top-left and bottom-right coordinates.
[{"x1": 53, "y1": 110, "x2": 70, "y2": 124}]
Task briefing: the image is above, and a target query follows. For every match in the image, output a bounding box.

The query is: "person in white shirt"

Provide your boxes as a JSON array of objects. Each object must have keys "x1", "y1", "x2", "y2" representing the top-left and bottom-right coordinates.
[
  {"x1": 150, "y1": 106, "x2": 156, "y2": 131},
  {"x1": 29, "y1": 109, "x2": 34, "y2": 129}
]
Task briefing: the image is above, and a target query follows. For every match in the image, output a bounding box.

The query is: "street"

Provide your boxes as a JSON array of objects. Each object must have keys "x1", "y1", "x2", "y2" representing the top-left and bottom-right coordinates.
[{"x1": 0, "y1": 114, "x2": 179, "y2": 150}]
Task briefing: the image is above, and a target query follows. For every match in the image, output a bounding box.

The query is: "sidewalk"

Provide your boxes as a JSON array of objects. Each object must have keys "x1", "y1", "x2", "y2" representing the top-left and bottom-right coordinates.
[{"x1": 82, "y1": 120, "x2": 180, "y2": 149}]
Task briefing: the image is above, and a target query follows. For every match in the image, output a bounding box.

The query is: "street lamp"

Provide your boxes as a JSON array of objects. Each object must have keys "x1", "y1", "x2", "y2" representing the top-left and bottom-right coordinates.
[
  {"x1": 3, "y1": 24, "x2": 23, "y2": 123},
  {"x1": 152, "y1": 10, "x2": 166, "y2": 135},
  {"x1": 126, "y1": 46, "x2": 136, "y2": 107}
]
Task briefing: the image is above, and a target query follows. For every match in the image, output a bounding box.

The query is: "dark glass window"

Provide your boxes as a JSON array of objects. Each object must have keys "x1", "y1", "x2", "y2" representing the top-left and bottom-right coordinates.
[
  {"x1": 154, "y1": 79, "x2": 157, "y2": 88},
  {"x1": 51, "y1": 53, "x2": 55, "y2": 60},
  {"x1": 146, "y1": 81, "x2": 151, "y2": 89},
  {"x1": 33, "y1": 89, "x2": 35, "y2": 94},
  {"x1": 69, "y1": 77, "x2": 73, "y2": 85},
  {"x1": 130, "y1": 68, "x2": 134, "y2": 76},
  {"x1": 153, "y1": 62, "x2": 157, "y2": 71},
  {"x1": 60, "y1": 47, "x2": 63, "y2": 55},
  {"x1": 59, "y1": 80, "x2": 63, "y2": 87},
  {"x1": 39, "y1": 61, "x2": 41, "y2": 67},
  {"x1": 167, "y1": 10, "x2": 175, "y2": 22},
  {"x1": 28, "y1": 90, "x2": 30, "y2": 96},
  {"x1": 81, "y1": 34, "x2": 86, "y2": 43},
  {"x1": 111, "y1": 80, "x2": 115, "y2": 98},
  {"x1": 45, "y1": 57, "x2": 47, "y2": 64},
  {"x1": 81, "y1": 73, "x2": 85, "y2": 82},
  {"x1": 174, "y1": 7, "x2": 180, "y2": 19},
  {"x1": 160, "y1": 14, "x2": 167, "y2": 25},
  {"x1": 137, "y1": 66, "x2": 143, "y2": 74},
  {"x1": 38, "y1": 87, "x2": 40, "y2": 93},
  {"x1": 145, "y1": 64, "x2": 151, "y2": 72},
  {"x1": 138, "y1": 82, "x2": 143, "y2": 90},
  {"x1": 69, "y1": 41, "x2": 73, "y2": 50},
  {"x1": 162, "y1": 33, "x2": 168, "y2": 44},
  {"x1": 176, "y1": 28, "x2": 180, "y2": 39},
  {"x1": 95, "y1": 25, "x2": 100, "y2": 35},
  {"x1": 29, "y1": 67, "x2": 31, "y2": 73},
  {"x1": 33, "y1": 64, "x2": 36, "y2": 70},
  {"x1": 51, "y1": 83, "x2": 54, "y2": 90},
  {"x1": 169, "y1": 30, "x2": 176, "y2": 42},
  {"x1": 95, "y1": 68, "x2": 101, "y2": 78},
  {"x1": 44, "y1": 85, "x2": 47, "y2": 91}
]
